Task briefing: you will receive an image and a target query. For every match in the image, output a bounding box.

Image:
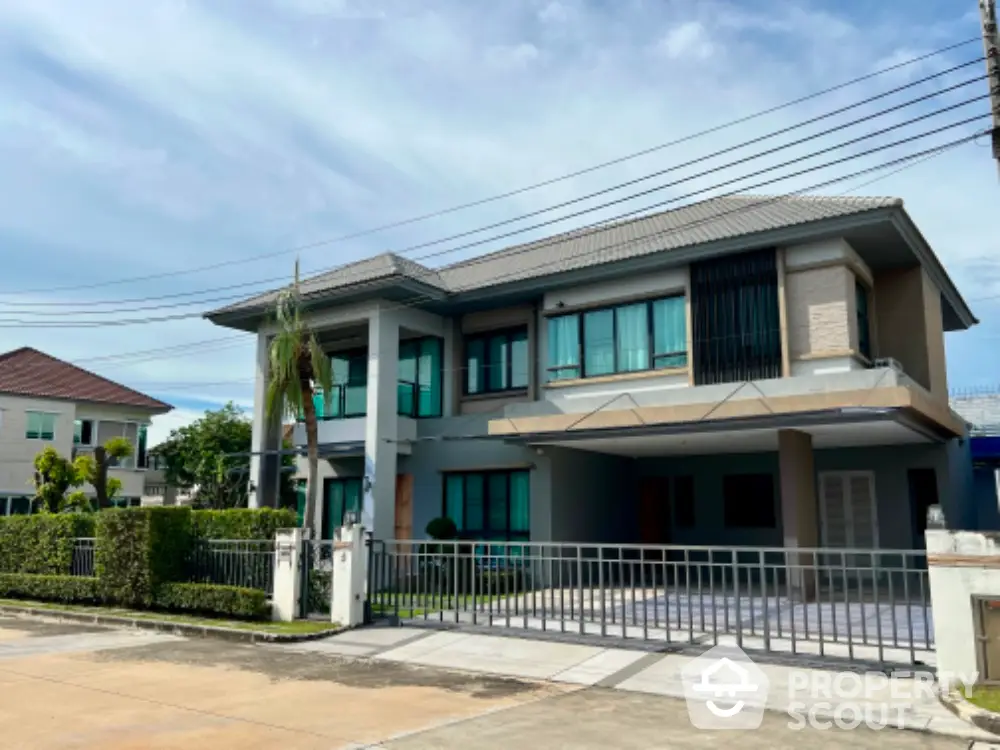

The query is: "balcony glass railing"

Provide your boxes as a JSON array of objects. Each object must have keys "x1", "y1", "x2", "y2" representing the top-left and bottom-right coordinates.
[
  {"x1": 398, "y1": 380, "x2": 417, "y2": 418},
  {"x1": 297, "y1": 379, "x2": 436, "y2": 422}
]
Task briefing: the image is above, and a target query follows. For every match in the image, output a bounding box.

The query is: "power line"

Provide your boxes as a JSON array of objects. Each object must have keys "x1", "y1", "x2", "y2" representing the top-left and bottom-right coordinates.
[
  {"x1": 0, "y1": 38, "x2": 981, "y2": 299},
  {"x1": 2, "y1": 104, "x2": 990, "y2": 321}
]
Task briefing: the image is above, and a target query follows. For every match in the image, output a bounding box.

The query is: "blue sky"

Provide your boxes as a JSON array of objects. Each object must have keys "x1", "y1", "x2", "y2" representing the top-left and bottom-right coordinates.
[{"x1": 0, "y1": 0, "x2": 996, "y2": 444}]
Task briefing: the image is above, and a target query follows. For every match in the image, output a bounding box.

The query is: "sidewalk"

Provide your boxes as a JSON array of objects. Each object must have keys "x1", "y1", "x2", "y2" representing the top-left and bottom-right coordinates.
[{"x1": 277, "y1": 625, "x2": 997, "y2": 742}]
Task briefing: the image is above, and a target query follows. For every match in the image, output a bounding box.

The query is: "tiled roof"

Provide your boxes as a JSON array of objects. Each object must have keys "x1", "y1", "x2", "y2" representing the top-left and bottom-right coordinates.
[
  {"x1": 209, "y1": 194, "x2": 902, "y2": 317},
  {"x1": 0, "y1": 347, "x2": 172, "y2": 411}
]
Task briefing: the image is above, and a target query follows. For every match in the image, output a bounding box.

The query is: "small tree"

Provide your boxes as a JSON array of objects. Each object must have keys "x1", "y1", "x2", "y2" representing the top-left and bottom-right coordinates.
[
  {"x1": 265, "y1": 262, "x2": 333, "y2": 533},
  {"x1": 32, "y1": 447, "x2": 80, "y2": 513},
  {"x1": 74, "y1": 437, "x2": 133, "y2": 508}
]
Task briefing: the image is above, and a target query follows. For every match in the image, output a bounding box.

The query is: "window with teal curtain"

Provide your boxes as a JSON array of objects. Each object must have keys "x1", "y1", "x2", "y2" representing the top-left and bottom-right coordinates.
[
  {"x1": 615, "y1": 303, "x2": 649, "y2": 372},
  {"x1": 652, "y1": 296, "x2": 687, "y2": 368},
  {"x1": 323, "y1": 478, "x2": 362, "y2": 539},
  {"x1": 398, "y1": 340, "x2": 416, "y2": 416},
  {"x1": 295, "y1": 480, "x2": 307, "y2": 526},
  {"x1": 344, "y1": 355, "x2": 367, "y2": 416},
  {"x1": 487, "y1": 335, "x2": 509, "y2": 391},
  {"x1": 583, "y1": 309, "x2": 614, "y2": 376},
  {"x1": 442, "y1": 470, "x2": 530, "y2": 541},
  {"x1": 465, "y1": 338, "x2": 485, "y2": 394},
  {"x1": 418, "y1": 337, "x2": 442, "y2": 417},
  {"x1": 547, "y1": 315, "x2": 580, "y2": 380},
  {"x1": 509, "y1": 330, "x2": 529, "y2": 388},
  {"x1": 445, "y1": 475, "x2": 465, "y2": 528}
]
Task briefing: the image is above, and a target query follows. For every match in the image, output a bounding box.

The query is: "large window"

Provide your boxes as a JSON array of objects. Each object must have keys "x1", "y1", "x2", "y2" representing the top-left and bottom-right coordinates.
[
  {"x1": 443, "y1": 469, "x2": 530, "y2": 541},
  {"x1": 323, "y1": 477, "x2": 363, "y2": 540},
  {"x1": 311, "y1": 350, "x2": 368, "y2": 420},
  {"x1": 465, "y1": 328, "x2": 529, "y2": 395},
  {"x1": 399, "y1": 337, "x2": 443, "y2": 418},
  {"x1": 25, "y1": 412, "x2": 57, "y2": 440},
  {"x1": 547, "y1": 296, "x2": 687, "y2": 382},
  {"x1": 855, "y1": 280, "x2": 872, "y2": 361}
]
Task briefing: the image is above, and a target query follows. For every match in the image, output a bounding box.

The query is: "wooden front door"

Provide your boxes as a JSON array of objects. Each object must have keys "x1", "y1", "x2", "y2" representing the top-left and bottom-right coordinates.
[
  {"x1": 638, "y1": 476, "x2": 671, "y2": 545},
  {"x1": 395, "y1": 474, "x2": 414, "y2": 541}
]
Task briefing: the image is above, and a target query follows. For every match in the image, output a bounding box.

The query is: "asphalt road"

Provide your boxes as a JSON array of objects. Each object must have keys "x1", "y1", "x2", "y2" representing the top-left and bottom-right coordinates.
[{"x1": 0, "y1": 615, "x2": 978, "y2": 749}]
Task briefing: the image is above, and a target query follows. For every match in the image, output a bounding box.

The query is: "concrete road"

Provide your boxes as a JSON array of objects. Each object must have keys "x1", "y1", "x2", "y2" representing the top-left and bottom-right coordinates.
[{"x1": 0, "y1": 615, "x2": 979, "y2": 749}]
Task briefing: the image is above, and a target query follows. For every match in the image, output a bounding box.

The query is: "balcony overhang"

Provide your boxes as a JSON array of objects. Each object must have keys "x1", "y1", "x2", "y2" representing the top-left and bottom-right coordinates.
[{"x1": 488, "y1": 385, "x2": 967, "y2": 454}]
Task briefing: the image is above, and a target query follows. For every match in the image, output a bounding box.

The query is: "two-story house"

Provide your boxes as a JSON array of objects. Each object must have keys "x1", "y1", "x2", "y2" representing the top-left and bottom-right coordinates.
[
  {"x1": 0, "y1": 347, "x2": 172, "y2": 513},
  {"x1": 207, "y1": 194, "x2": 977, "y2": 553}
]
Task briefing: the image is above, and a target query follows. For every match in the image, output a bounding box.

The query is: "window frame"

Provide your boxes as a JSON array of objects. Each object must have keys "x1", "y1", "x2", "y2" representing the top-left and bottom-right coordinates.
[
  {"x1": 441, "y1": 468, "x2": 530, "y2": 542},
  {"x1": 463, "y1": 326, "x2": 530, "y2": 396},
  {"x1": 399, "y1": 336, "x2": 444, "y2": 418},
  {"x1": 25, "y1": 411, "x2": 57, "y2": 441},
  {"x1": 547, "y1": 294, "x2": 687, "y2": 382},
  {"x1": 73, "y1": 419, "x2": 95, "y2": 446}
]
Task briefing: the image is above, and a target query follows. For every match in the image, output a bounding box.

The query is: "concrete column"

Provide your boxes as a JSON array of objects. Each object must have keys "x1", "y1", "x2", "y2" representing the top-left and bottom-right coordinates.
[
  {"x1": 778, "y1": 429, "x2": 818, "y2": 600},
  {"x1": 249, "y1": 331, "x2": 281, "y2": 508},
  {"x1": 272, "y1": 528, "x2": 304, "y2": 621},
  {"x1": 331, "y1": 523, "x2": 367, "y2": 626},
  {"x1": 363, "y1": 307, "x2": 399, "y2": 539}
]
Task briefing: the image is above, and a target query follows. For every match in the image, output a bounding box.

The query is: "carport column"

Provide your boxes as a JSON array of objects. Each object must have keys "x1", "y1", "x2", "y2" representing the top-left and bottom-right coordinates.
[
  {"x1": 778, "y1": 429, "x2": 819, "y2": 601},
  {"x1": 250, "y1": 331, "x2": 281, "y2": 508},
  {"x1": 363, "y1": 306, "x2": 399, "y2": 540},
  {"x1": 272, "y1": 528, "x2": 304, "y2": 622}
]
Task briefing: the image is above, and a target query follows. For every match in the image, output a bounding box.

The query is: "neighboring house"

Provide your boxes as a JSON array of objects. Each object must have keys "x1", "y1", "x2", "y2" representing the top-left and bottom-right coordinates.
[
  {"x1": 950, "y1": 387, "x2": 1000, "y2": 530},
  {"x1": 0, "y1": 347, "x2": 172, "y2": 513},
  {"x1": 206, "y1": 194, "x2": 978, "y2": 552},
  {"x1": 140, "y1": 450, "x2": 194, "y2": 507}
]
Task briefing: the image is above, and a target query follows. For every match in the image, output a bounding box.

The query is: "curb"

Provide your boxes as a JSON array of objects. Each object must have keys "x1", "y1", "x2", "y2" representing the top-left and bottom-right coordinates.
[
  {"x1": 0, "y1": 603, "x2": 346, "y2": 644},
  {"x1": 939, "y1": 688, "x2": 1000, "y2": 736}
]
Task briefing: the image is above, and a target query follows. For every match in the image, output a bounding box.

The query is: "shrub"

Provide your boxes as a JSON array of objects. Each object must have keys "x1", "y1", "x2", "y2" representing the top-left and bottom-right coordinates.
[
  {"x1": 154, "y1": 582, "x2": 270, "y2": 620},
  {"x1": 0, "y1": 515, "x2": 96, "y2": 575},
  {"x1": 425, "y1": 517, "x2": 458, "y2": 541},
  {"x1": 0, "y1": 573, "x2": 102, "y2": 604},
  {"x1": 190, "y1": 508, "x2": 297, "y2": 541},
  {"x1": 96, "y1": 507, "x2": 192, "y2": 607}
]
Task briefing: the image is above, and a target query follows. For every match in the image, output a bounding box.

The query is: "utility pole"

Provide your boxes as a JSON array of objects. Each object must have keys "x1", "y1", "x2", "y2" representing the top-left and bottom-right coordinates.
[{"x1": 979, "y1": 0, "x2": 1000, "y2": 177}]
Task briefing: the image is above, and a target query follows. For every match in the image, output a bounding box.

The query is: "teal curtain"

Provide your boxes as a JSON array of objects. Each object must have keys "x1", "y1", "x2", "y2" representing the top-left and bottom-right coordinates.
[
  {"x1": 323, "y1": 481, "x2": 344, "y2": 540},
  {"x1": 295, "y1": 480, "x2": 306, "y2": 526},
  {"x1": 547, "y1": 315, "x2": 580, "y2": 380},
  {"x1": 417, "y1": 338, "x2": 442, "y2": 417},
  {"x1": 445, "y1": 475, "x2": 465, "y2": 529},
  {"x1": 398, "y1": 341, "x2": 417, "y2": 416},
  {"x1": 652, "y1": 296, "x2": 687, "y2": 368},
  {"x1": 510, "y1": 330, "x2": 529, "y2": 388},
  {"x1": 583, "y1": 309, "x2": 614, "y2": 376},
  {"x1": 465, "y1": 474, "x2": 485, "y2": 533},
  {"x1": 488, "y1": 334, "x2": 508, "y2": 391},
  {"x1": 465, "y1": 338, "x2": 485, "y2": 394},
  {"x1": 509, "y1": 471, "x2": 530, "y2": 535},
  {"x1": 488, "y1": 473, "x2": 508, "y2": 533},
  {"x1": 615, "y1": 303, "x2": 649, "y2": 372}
]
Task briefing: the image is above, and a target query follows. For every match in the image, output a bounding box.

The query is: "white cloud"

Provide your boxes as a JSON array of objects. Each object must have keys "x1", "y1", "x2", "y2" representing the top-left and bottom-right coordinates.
[
  {"x1": 658, "y1": 21, "x2": 714, "y2": 61},
  {"x1": 147, "y1": 407, "x2": 205, "y2": 448},
  {"x1": 538, "y1": 1, "x2": 570, "y2": 24}
]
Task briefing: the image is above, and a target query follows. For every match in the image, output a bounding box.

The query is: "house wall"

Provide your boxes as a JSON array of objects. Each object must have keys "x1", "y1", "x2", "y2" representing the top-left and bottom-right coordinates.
[
  {"x1": 547, "y1": 446, "x2": 636, "y2": 544},
  {"x1": 0, "y1": 394, "x2": 156, "y2": 504}
]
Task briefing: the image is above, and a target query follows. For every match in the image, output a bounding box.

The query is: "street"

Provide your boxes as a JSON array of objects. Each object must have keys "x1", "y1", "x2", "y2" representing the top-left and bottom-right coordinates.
[{"x1": 0, "y1": 615, "x2": 978, "y2": 749}]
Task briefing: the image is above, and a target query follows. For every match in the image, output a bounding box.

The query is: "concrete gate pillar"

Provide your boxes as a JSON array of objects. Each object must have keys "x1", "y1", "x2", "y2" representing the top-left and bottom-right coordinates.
[
  {"x1": 272, "y1": 527, "x2": 304, "y2": 622},
  {"x1": 331, "y1": 523, "x2": 367, "y2": 627},
  {"x1": 778, "y1": 429, "x2": 819, "y2": 601}
]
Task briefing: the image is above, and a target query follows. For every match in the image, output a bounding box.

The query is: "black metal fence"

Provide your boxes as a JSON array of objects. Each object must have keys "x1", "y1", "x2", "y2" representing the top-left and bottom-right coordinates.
[
  {"x1": 188, "y1": 540, "x2": 276, "y2": 596},
  {"x1": 368, "y1": 540, "x2": 933, "y2": 666},
  {"x1": 70, "y1": 538, "x2": 95, "y2": 577}
]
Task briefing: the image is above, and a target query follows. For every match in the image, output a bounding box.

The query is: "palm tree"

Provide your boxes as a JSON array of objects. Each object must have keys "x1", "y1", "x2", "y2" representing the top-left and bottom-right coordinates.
[{"x1": 265, "y1": 262, "x2": 332, "y2": 533}]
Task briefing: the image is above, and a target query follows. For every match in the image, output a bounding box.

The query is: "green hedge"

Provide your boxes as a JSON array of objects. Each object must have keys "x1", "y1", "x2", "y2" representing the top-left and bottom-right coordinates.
[
  {"x1": 0, "y1": 573, "x2": 102, "y2": 604},
  {"x1": 190, "y1": 508, "x2": 297, "y2": 541},
  {"x1": 0, "y1": 515, "x2": 96, "y2": 575},
  {"x1": 154, "y1": 582, "x2": 270, "y2": 620},
  {"x1": 96, "y1": 507, "x2": 192, "y2": 608}
]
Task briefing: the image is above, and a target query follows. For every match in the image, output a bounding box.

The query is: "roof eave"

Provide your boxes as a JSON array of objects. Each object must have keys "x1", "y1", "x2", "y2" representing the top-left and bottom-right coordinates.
[{"x1": 887, "y1": 207, "x2": 978, "y2": 330}]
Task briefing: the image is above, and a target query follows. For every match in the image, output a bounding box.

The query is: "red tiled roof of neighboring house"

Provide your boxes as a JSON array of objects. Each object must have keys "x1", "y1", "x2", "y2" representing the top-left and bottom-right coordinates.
[{"x1": 0, "y1": 347, "x2": 172, "y2": 412}]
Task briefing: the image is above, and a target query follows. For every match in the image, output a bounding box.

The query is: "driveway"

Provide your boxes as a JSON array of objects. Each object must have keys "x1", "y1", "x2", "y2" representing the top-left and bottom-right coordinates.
[{"x1": 0, "y1": 615, "x2": 978, "y2": 749}]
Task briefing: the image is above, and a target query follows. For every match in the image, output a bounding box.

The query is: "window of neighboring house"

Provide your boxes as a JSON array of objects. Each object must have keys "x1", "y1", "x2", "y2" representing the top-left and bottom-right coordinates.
[
  {"x1": 673, "y1": 475, "x2": 696, "y2": 528},
  {"x1": 323, "y1": 478, "x2": 362, "y2": 540},
  {"x1": 73, "y1": 419, "x2": 94, "y2": 446},
  {"x1": 25, "y1": 412, "x2": 57, "y2": 440},
  {"x1": 464, "y1": 328, "x2": 529, "y2": 395},
  {"x1": 9, "y1": 496, "x2": 31, "y2": 515},
  {"x1": 722, "y1": 474, "x2": 776, "y2": 528},
  {"x1": 399, "y1": 337, "x2": 443, "y2": 418},
  {"x1": 136, "y1": 424, "x2": 149, "y2": 469},
  {"x1": 443, "y1": 469, "x2": 530, "y2": 542},
  {"x1": 547, "y1": 295, "x2": 687, "y2": 382},
  {"x1": 855, "y1": 279, "x2": 872, "y2": 361}
]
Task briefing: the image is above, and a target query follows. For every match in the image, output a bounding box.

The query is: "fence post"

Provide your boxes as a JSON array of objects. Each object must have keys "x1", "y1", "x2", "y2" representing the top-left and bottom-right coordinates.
[
  {"x1": 272, "y1": 528, "x2": 304, "y2": 622},
  {"x1": 331, "y1": 523, "x2": 367, "y2": 627}
]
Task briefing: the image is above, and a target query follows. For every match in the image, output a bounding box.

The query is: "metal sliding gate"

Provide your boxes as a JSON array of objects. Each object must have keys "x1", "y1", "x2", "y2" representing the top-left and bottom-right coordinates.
[{"x1": 367, "y1": 540, "x2": 934, "y2": 667}]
